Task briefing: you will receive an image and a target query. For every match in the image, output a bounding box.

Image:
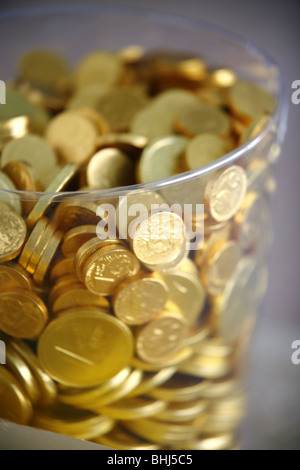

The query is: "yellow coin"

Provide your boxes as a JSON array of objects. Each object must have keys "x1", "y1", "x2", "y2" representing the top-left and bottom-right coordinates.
[
  {"x1": 10, "y1": 339, "x2": 57, "y2": 405},
  {"x1": 136, "y1": 309, "x2": 188, "y2": 363},
  {"x1": 74, "y1": 51, "x2": 123, "y2": 89},
  {"x1": 33, "y1": 229, "x2": 63, "y2": 284},
  {"x1": 0, "y1": 171, "x2": 22, "y2": 214},
  {"x1": 0, "y1": 263, "x2": 32, "y2": 291},
  {"x1": 54, "y1": 200, "x2": 99, "y2": 232},
  {"x1": 240, "y1": 112, "x2": 270, "y2": 145},
  {"x1": 179, "y1": 355, "x2": 232, "y2": 379},
  {"x1": 185, "y1": 432, "x2": 236, "y2": 451},
  {"x1": 52, "y1": 288, "x2": 110, "y2": 314},
  {"x1": 210, "y1": 68, "x2": 237, "y2": 88},
  {"x1": 82, "y1": 244, "x2": 140, "y2": 296},
  {"x1": 100, "y1": 396, "x2": 166, "y2": 420},
  {"x1": 33, "y1": 403, "x2": 114, "y2": 440},
  {"x1": 3, "y1": 161, "x2": 37, "y2": 192},
  {"x1": 96, "y1": 132, "x2": 148, "y2": 157},
  {"x1": 185, "y1": 133, "x2": 231, "y2": 170},
  {"x1": 153, "y1": 399, "x2": 208, "y2": 423},
  {"x1": 228, "y1": 80, "x2": 275, "y2": 123},
  {"x1": 6, "y1": 342, "x2": 41, "y2": 404},
  {"x1": 26, "y1": 163, "x2": 77, "y2": 229},
  {"x1": 0, "y1": 367, "x2": 33, "y2": 425},
  {"x1": 37, "y1": 310, "x2": 134, "y2": 387},
  {"x1": 131, "y1": 346, "x2": 193, "y2": 372},
  {"x1": 113, "y1": 273, "x2": 169, "y2": 325},
  {"x1": 204, "y1": 165, "x2": 247, "y2": 222},
  {"x1": 149, "y1": 373, "x2": 210, "y2": 402},
  {"x1": 127, "y1": 367, "x2": 176, "y2": 398},
  {"x1": 138, "y1": 135, "x2": 188, "y2": 183},
  {"x1": 62, "y1": 225, "x2": 97, "y2": 257},
  {"x1": 46, "y1": 111, "x2": 98, "y2": 165},
  {"x1": 1, "y1": 135, "x2": 57, "y2": 188},
  {"x1": 50, "y1": 257, "x2": 76, "y2": 282},
  {"x1": 162, "y1": 270, "x2": 206, "y2": 325},
  {"x1": 86, "y1": 148, "x2": 134, "y2": 189},
  {"x1": 0, "y1": 288, "x2": 48, "y2": 339},
  {"x1": 175, "y1": 101, "x2": 231, "y2": 137},
  {"x1": 95, "y1": 424, "x2": 160, "y2": 451},
  {"x1": 131, "y1": 211, "x2": 187, "y2": 271}
]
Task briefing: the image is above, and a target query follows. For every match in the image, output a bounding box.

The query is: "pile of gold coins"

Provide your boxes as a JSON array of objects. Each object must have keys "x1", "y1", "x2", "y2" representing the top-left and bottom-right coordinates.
[{"x1": 0, "y1": 46, "x2": 279, "y2": 450}]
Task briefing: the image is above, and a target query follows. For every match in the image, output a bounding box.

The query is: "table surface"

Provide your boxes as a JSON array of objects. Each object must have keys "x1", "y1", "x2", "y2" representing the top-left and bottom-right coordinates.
[{"x1": 0, "y1": 0, "x2": 300, "y2": 450}]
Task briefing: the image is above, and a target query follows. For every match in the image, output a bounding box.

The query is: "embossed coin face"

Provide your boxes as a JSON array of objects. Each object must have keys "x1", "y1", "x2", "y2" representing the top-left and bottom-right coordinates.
[
  {"x1": 0, "y1": 288, "x2": 48, "y2": 339},
  {"x1": 37, "y1": 310, "x2": 134, "y2": 387},
  {"x1": 83, "y1": 244, "x2": 140, "y2": 296},
  {"x1": 131, "y1": 211, "x2": 187, "y2": 270},
  {"x1": 0, "y1": 207, "x2": 27, "y2": 263},
  {"x1": 205, "y1": 165, "x2": 247, "y2": 222},
  {"x1": 0, "y1": 367, "x2": 33, "y2": 424},
  {"x1": 136, "y1": 310, "x2": 188, "y2": 363},
  {"x1": 113, "y1": 274, "x2": 169, "y2": 325}
]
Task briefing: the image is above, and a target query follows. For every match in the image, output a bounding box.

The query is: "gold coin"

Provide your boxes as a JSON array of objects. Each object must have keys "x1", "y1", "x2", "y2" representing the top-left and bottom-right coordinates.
[
  {"x1": 95, "y1": 424, "x2": 160, "y2": 450},
  {"x1": 113, "y1": 273, "x2": 169, "y2": 325},
  {"x1": 138, "y1": 136, "x2": 188, "y2": 183},
  {"x1": 67, "y1": 83, "x2": 112, "y2": 110},
  {"x1": 131, "y1": 211, "x2": 187, "y2": 271},
  {"x1": 96, "y1": 132, "x2": 148, "y2": 157},
  {"x1": 2, "y1": 161, "x2": 37, "y2": 192},
  {"x1": 116, "y1": 190, "x2": 166, "y2": 240},
  {"x1": 49, "y1": 276, "x2": 85, "y2": 308},
  {"x1": 58, "y1": 368, "x2": 131, "y2": 407},
  {"x1": 88, "y1": 369, "x2": 143, "y2": 410},
  {"x1": 52, "y1": 288, "x2": 110, "y2": 314},
  {"x1": 10, "y1": 339, "x2": 57, "y2": 405},
  {"x1": 54, "y1": 199, "x2": 99, "y2": 232},
  {"x1": 37, "y1": 310, "x2": 134, "y2": 387},
  {"x1": 0, "y1": 206, "x2": 27, "y2": 263},
  {"x1": 131, "y1": 346, "x2": 193, "y2": 372},
  {"x1": 130, "y1": 104, "x2": 175, "y2": 141},
  {"x1": 82, "y1": 244, "x2": 140, "y2": 296},
  {"x1": 46, "y1": 111, "x2": 98, "y2": 165},
  {"x1": 95, "y1": 89, "x2": 147, "y2": 132},
  {"x1": 210, "y1": 68, "x2": 237, "y2": 88},
  {"x1": 201, "y1": 377, "x2": 239, "y2": 399},
  {"x1": 195, "y1": 221, "x2": 232, "y2": 267},
  {"x1": 175, "y1": 101, "x2": 231, "y2": 138},
  {"x1": 233, "y1": 192, "x2": 267, "y2": 251},
  {"x1": 86, "y1": 148, "x2": 134, "y2": 189},
  {"x1": 0, "y1": 115, "x2": 30, "y2": 141},
  {"x1": 100, "y1": 396, "x2": 166, "y2": 420},
  {"x1": 19, "y1": 218, "x2": 50, "y2": 269},
  {"x1": 0, "y1": 367, "x2": 33, "y2": 425},
  {"x1": 0, "y1": 288, "x2": 48, "y2": 339},
  {"x1": 186, "y1": 432, "x2": 236, "y2": 451},
  {"x1": 75, "y1": 238, "x2": 123, "y2": 281},
  {"x1": 0, "y1": 171, "x2": 22, "y2": 214},
  {"x1": 201, "y1": 240, "x2": 242, "y2": 295},
  {"x1": 197, "y1": 86, "x2": 226, "y2": 107},
  {"x1": 75, "y1": 107, "x2": 110, "y2": 135},
  {"x1": 33, "y1": 229, "x2": 64, "y2": 285},
  {"x1": 123, "y1": 415, "x2": 206, "y2": 446},
  {"x1": 193, "y1": 338, "x2": 233, "y2": 358},
  {"x1": 0, "y1": 263, "x2": 32, "y2": 291},
  {"x1": 127, "y1": 367, "x2": 176, "y2": 398},
  {"x1": 26, "y1": 221, "x2": 56, "y2": 274},
  {"x1": 1, "y1": 134, "x2": 57, "y2": 188},
  {"x1": 185, "y1": 321, "x2": 211, "y2": 346},
  {"x1": 50, "y1": 257, "x2": 76, "y2": 282},
  {"x1": 149, "y1": 373, "x2": 210, "y2": 402},
  {"x1": 33, "y1": 403, "x2": 114, "y2": 440},
  {"x1": 185, "y1": 133, "x2": 231, "y2": 170},
  {"x1": 19, "y1": 49, "x2": 69, "y2": 93},
  {"x1": 0, "y1": 85, "x2": 50, "y2": 134},
  {"x1": 26, "y1": 163, "x2": 77, "y2": 229},
  {"x1": 212, "y1": 256, "x2": 260, "y2": 343},
  {"x1": 228, "y1": 80, "x2": 275, "y2": 123},
  {"x1": 179, "y1": 354, "x2": 232, "y2": 379},
  {"x1": 6, "y1": 342, "x2": 41, "y2": 404},
  {"x1": 119, "y1": 44, "x2": 146, "y2": 64},
  {"x1": 61, "y1": 225, "x2": 97, "y2": 258},
  {"x1": 173, "y1": 257, "x2": 199, "y2": 276},
  {"x1": 204, "y1": 165, "x2": 247, "y2": 222},
  {"x1": 154, "y1": 399, "x2": 208, "y2": 423},
  {"x1": 136, "y1": 309, "x2": 188, "y2": 363},
  {"x1": 162, "y1": 270, "x2": 206, "y2": 325},
  {"x1": 75, "y1": 51, "x2": 123, "y2": 89}
]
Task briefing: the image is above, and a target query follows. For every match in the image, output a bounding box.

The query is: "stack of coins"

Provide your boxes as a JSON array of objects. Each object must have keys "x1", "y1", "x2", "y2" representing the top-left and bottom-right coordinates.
[{"x1": 0, "y1": 45, "x2": 279, "y2": 450}]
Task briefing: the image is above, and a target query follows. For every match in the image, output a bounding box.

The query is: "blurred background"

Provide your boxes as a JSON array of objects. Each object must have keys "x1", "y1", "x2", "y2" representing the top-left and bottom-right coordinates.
[{"x1": 0, "y1": 0, "x2": 299, "y2": 450}]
